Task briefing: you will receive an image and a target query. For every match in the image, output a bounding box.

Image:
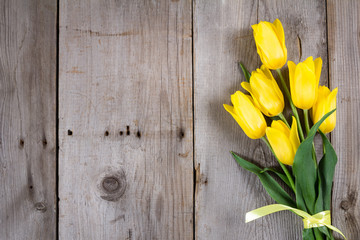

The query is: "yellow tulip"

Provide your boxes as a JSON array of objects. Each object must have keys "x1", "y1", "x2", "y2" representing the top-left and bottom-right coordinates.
[
  {"x1": 252, "y1": 19, "x2": 287, "y2": 70},
  {"x1": 241, "y1": 65, "x2": 284, "y2": 117},
  {"x1": 266, "y1": 117, "x2": 300, "y2": 166},
  {"x1": 223, "y1": 91, "x2": 266, "y2": 139},
  {"x1": 288, "y1": 56, "x2": 322, "y2": 110},
  {"x1": 311, "y1": 86, "x2": 338, "y2": 134}
]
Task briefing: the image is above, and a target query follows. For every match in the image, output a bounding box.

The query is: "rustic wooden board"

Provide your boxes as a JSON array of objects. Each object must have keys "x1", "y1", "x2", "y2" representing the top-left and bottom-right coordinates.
[
  {"x1": 328, "y1": 0, "x2": 360, "y2": 239},
  {"x1": 0, "y1": 0, "x2": 57, "y2": 239},
  {"x1": 59, "y1": 0, "x2": 193, "y2": 239},
  {"x1": 194, "y1": 0, "x2": 328, "y2": 239}
]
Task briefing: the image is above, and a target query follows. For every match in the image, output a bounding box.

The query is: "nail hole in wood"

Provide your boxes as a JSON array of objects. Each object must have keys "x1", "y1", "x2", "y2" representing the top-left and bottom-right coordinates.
[
  {"x1": 29, "y1": 185, "x2": 33, "y2": 190},
  {"x1": 42, "y1": 139, "x2": 47, "y2": 147},
  {"x1": 126, "y1": 126, "x2": 130, "y2": 135},
  {"x1": 178, "y1": 128, "x2": 185, "y2": 139},
  {"x1": 104, "y1": 131, "x2": 109, "y2": 136},
  {"x1": 136, "y1": 131, "x2": 141, "y2": 138},
  {"x1": 19, "y1": 139, "x2": 25, "y2": 148},
  {"x1": 119, "y1": 131, "x2": 123, "y2": 136},
  {"x1": 67, "y1": 130, "x2": 73, "y2": 136}
]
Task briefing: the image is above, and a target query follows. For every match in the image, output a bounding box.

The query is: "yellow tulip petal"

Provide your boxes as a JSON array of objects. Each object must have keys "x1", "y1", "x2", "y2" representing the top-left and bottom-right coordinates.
[
  {"x1": 260, "y1": 65, "x2": 275, "y2": 82},
  {"x1": 241, "y1": 81, "x2": 252, "y2": 94},
  {"x1": 288, "y1": 61, "x2": 296, "y2": 99},
  {"x1": 312, "y1": 86, "x2": 329, "y2": 123},
  {"x1": 328, "y1": 88, "x2": 338, "y2": 110},
  {"x1": 303, "y1": 56, "x2": 315, "y2": 73},
  {"x1": 321, "y1": 88, "x2": 338, "y2": 133},
  {"x1": 293, "y1": 62, "x2": 317, "y2": 109},
  {"x1": 229, "y1": 92, "x2": 266, "y2": 139},
  {"x1": 230, "y1": 91, "x2": 242, "y2": 109},
  {"x1": 271, "y1": 120, "x2": 290, "y2": 136},
  {"x1": 255, "y1": 22, "x2": 286, "y2": 69},
  {"x1": 223, "y1": 104, "x2": 235, "y2": 117},
  {"x1": 313, "y1": 97, "x2": 327, "y2": 125},
  {"x1": 271, "y1": 78, "x2": 284, "y2": 107},
  {"x1": 272, "y1": 19, "x2": 285, "y2": 46},
  {"x1": 251, "y1": 24, "x2": 258, "y2": 32},
  {"x1": 242, "y1": 82, "x2": 263, "y2": 112},
  {"x1": 224, "y1": 104, "x2": 252, "y2": 136},
  {"x1": 224, "y1": 104, "x2": 241, "y2": 123},
  {"x1": 311, "y1": 86, "x2": 338, "y2": 134},
  {"x1": 318, "y1": 85, "x2": 331, "y2": 98},
  {"x1": 266, "y1": 127, "x2": 295, "y2": 165},
  {"x1": 314, "y1": 57, "x2": 323, "y2": 85},
  {"x1": 249, "y1": 67, "x2": 284, "y2": 116},
  {"x1": 289, "y1": 116, "x2": 300, "y2": 154}
]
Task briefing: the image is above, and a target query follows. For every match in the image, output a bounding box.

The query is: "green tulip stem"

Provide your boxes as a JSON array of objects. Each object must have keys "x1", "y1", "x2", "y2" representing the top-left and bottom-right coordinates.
[
  {"x1": 278, "y1": 113, "x2": 290, "y2": 128},
  {"x1": 303, "y1": 109, "x2": 311, "y2": 135},
  {"x1": 276, "y1": 69, "x2": 305, "y2": 142},
  {"x1": 304, "y1": 109, "x2": 318, "y2": 165},
  {"x1": 261, "y1": 137, "x2": 296, "y2": 193}
]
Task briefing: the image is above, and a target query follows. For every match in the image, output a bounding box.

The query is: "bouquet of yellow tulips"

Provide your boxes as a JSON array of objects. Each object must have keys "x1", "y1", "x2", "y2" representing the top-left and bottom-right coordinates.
[{"x1": 224, "y1": 19, "x2": 345, "y2": 240}]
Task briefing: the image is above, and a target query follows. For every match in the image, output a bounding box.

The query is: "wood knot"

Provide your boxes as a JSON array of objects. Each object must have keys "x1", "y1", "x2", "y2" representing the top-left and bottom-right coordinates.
[
  {"x1": 340, "y1": 190, "x2": 358, "y2": 211},
  {"x1": 340, "y1": 200, "x2": 351, "y2": 211},
  {"x1": 34, "y1": 202, "x2": 47, "y2": 212},
  {"x1": 102, "y1": 177, "x2": 120, "y2": 193},
  {"x1": 97, "y1": 169, "x2": 127, "y2": 202}
]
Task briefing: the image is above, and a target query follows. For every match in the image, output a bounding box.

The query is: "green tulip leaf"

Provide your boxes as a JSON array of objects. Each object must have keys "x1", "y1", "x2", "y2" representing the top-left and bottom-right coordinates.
[
  {"x1": 260, "y1": 167, "x2": 291, "y2": 188},
  {"x1": 318, "y1": 130, "x2": 338, "y2": 210},
  {"x1": 313, "y1": 228, "x2": 325, "y2": 240},
  {"x1": 293, "y1": 109, "x2": 336, "y2": 214},
  {"x1": 231, "y1": 152, "x2": 296, "y2": 207},
  {"x1": 302, "y1": 228, "x2": 315, "y2": 240},
  {"x1": 314, "y1": 166, "x2": 324, "y2": 213},
  {"x1": 239, "y1": 63, "x2": 251, "y2": 82},
  {"x1": 318, "y1": 226, "x2": 334, "y2": 239}
]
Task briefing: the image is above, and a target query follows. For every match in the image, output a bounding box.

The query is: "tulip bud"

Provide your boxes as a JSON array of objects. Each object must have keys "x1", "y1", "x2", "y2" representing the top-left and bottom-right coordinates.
[
  {"x1": 311, "y1": 86, "x2": 338, "y2": 134},
  {"x1": 241, "y1": 65, "x2": 284, "y2": 117},
  {"x1": 288, "y1": 56, "x2": 322, "y2": 110},
  {"x1": 266, "y1": 117, "x2": 300, "y2": 166},
  {"x1": 224, "y1": 91, "x2": 266, "y2": 139},
  {"x1": 252, "y1": 19, "x2": 287, "y2": 70}
]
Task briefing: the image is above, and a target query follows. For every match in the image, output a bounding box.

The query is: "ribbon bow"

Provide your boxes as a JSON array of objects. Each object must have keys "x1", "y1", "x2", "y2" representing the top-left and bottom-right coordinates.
[{"x1": 246, "y1": 204, "x2": 346, "y2": 239}]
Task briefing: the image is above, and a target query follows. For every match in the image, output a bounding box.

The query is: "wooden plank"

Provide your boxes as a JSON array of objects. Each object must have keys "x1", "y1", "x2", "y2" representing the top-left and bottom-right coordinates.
[
  {"x1": 327, "y1": 1, "x2": 360, "y2": 239},
  {"x1": 58, "y1": 0, "x2": 193, "y2": 239},
  {"x1": 0, "y1": 0, "x2": 57, "y2": 239},
  {"x1": 194, "y1": 0, "x2": 328, "y2": 239}
]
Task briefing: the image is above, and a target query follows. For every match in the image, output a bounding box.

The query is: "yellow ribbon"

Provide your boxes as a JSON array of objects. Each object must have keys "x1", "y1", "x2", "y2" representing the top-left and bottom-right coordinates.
[{"x1": 245, "y1": 204, "x2": 347, "y2": 239}]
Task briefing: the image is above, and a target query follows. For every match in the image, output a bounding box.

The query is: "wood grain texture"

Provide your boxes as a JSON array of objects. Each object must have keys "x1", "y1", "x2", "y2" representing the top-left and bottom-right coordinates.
[
  {"x1": 0, "y1": 0, "x2": 57, "y2": 239},
  {"x1": 327, "y1": 0, "x2": 360, "y2": 239},
  {"x1": 194, "y1": 0, "x2": 327, "y2": 239},
  {"x1": 59, "y1": 0, "x2": 193, "y2": 239}
]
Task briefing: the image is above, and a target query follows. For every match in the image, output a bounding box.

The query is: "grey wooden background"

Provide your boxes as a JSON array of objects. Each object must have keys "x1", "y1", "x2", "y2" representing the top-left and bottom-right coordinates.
[{"x1": 0, "y1": 0, "x2": 359, "y2": 239}]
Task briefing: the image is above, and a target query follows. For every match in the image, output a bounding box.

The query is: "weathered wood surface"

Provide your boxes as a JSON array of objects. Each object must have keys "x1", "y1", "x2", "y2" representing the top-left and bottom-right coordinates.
[
  {"x1": 0, "y1": 0, "x2": 57, "y2": 239},
  {"x1": 194, "y1": 0, "x2": 328, "y2": 239},
  {"x1": 0, "y1": 0, "x2": 359, "y2": 239},
  {"x1": 59, "y1": 0, "x2": 193, "y2": 239},
  {"x1": 328, "y1": 1, "x2": 360, "y2": 239}
]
